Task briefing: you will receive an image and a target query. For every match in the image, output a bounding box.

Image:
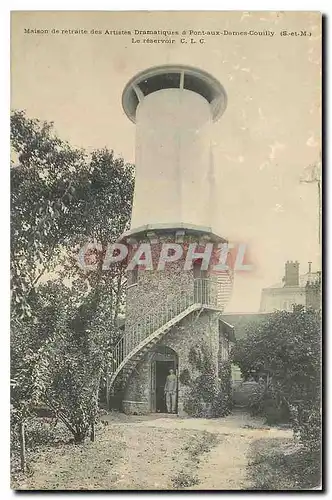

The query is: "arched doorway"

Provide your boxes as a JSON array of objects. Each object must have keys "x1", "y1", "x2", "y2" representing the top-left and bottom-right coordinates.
[{"x1": 150, "y1": 345, "x2": 178, "y2": 413}]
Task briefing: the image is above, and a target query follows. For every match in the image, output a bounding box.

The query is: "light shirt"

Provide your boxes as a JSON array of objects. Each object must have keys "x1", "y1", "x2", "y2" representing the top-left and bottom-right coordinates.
[{"x1": 164, "y1": 374, "x2": 177, "y2": 393}]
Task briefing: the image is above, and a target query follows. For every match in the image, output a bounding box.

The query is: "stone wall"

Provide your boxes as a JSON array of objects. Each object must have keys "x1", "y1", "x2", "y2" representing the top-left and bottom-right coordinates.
[
  {"x1": 125, "y1": 231, "x2": 207, "y2": 333},
  {"x1": 122, "y1": 357, "x2": 151, "y2": 414},
  {"x1": 122, "y1": 309, "x2": 221, "y2": 415},
  {"x1": 161, "y1": 309, "x2": 220, "y2": 415}
]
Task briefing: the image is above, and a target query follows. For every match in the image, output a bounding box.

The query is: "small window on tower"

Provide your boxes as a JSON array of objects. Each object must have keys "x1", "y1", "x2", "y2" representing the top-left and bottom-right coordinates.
[
  {"x1": 128, "y1": 268, "x2": 138, "y2": 286},
  {"x1": 193, "y1": 261, "x2": 208, "y2": 279}
]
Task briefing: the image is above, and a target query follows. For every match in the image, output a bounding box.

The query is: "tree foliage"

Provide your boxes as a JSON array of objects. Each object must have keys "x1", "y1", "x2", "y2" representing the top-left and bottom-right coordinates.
[
  {"x1": 232, "y1": 306, "x2": 320, "y2": 404},
  {"x1": 11, "y1": 109, "x2": 134, "y2": 317},
  {"x1": 231, "y1": 306, "x2": 321, "y2": 453},
  {"x1": 184, "y1": 343, "x2": 231, "y2": 418}
]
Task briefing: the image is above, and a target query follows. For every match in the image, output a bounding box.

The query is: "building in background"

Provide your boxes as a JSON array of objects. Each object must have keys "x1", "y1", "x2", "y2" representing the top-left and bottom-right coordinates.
[
  {"x1": 305, "y1": 271, "x2": 322, "y2": 311},
  {"x1": 259, "y1": 261, "x2": 320, "y2": 312},
  {"x1": 221, "y1": 260, "x2": 321, "y2": 386}
]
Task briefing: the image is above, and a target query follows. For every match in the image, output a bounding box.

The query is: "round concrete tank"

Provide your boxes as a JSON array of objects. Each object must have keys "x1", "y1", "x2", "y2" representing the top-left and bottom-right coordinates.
[{"x1": 122, "y1": 65, "x2": 227, "y2": 233}]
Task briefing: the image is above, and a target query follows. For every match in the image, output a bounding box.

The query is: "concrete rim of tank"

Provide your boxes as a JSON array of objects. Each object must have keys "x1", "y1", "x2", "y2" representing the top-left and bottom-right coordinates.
[
  {"x1": 122, "y1": 64, "x2": 227, "y2": 123},
  {"x1": 119, "y1": 223, "x2": 228, "y2": 244}
]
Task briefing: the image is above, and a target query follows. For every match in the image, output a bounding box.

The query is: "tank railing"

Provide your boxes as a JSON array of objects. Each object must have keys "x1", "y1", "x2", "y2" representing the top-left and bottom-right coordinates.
[{"x1": 110, "y1": 278, "x2": 227, "y2": 377}]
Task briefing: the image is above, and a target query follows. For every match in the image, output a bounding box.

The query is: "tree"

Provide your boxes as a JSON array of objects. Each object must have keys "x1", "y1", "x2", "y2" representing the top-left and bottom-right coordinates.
[
  {"x1": 11, "y1": 110, "x2": 134, "y2": 319},
  {"x1": 232, "y1": 306, "x2": 321, "y2": 451},
  {"x1": 11, "y1": 111, "x2": 84, "y2": 319},
  {"x1": 11, "y1": 110, "x2": 134, "y2": 452},
  {"x1": 39, "y1": 281, "x2": 109, "y2": 443}
]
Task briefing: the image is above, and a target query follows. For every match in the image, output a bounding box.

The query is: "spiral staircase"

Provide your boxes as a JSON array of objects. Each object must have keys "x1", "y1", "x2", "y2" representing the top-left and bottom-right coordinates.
[{"x1": 109, "y1": 277, "x2": 232, "y2": 393}]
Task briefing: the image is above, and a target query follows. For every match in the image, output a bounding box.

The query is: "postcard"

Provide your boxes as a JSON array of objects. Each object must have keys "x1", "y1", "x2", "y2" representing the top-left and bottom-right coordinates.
[{"x1": 10, "y1": 10, "x2": 322, "y2": 491}]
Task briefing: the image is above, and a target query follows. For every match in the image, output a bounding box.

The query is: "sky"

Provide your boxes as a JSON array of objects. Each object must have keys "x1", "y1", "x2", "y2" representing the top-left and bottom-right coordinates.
[{"x1": 11, "y1": 11, "x2": 322, "y2": 312}]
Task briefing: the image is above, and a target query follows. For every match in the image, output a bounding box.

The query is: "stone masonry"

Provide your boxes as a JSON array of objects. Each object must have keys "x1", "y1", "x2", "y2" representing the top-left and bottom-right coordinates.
[
  {"x1": 122, "y1": 310, "x2": 220, "y2": 415},
  {"x1": 120, "y1": 227, "x2": 230, "y2": 415}
]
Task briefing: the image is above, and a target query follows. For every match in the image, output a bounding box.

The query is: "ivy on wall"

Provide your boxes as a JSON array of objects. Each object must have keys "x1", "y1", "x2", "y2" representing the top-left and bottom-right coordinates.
[
  {"x1": 214, "y1": 360, "x2": 233, "y2": 417},
  {"x1": 183, "y1": 344, "x2": 232, "y2": 418},
  {"x1": 179, "y1": 368, "x2": 191, "y2": 386}
]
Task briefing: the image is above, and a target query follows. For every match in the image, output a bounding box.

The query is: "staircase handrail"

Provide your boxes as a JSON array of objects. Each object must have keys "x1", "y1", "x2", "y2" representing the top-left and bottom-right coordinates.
[{"x1": 110, "y1": 278, "x2": 225, "y2": 377}]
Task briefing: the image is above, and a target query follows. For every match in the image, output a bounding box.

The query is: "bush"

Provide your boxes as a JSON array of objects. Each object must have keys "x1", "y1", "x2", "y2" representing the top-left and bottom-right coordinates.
[
  {"x1": 292, "y1": 403, "x2": 321, "y2": 454},
  {"x1": 184, "y1": 346, "x2": 232, "y2": 417},
  {"x1": 179, "y1": 369, "x2": 191, "y2": 386},
  {"x1": 248, "y1": 437, "x2": 321, "y2": 490},
  {"x1": 214, "y1": 361, "x2": 232, "y2": 417},
  {"x1": 172, "y1": 471, "x2": 200, "y2": 489},
  {"x1": 184, "y1": 345, "x2": 218, "y2": 417},
  {"x1": 10, "y1": 415, "x2": 72, "y2": 479},
  {"x1": 183, "y1": 374, "x2": 214, "y2": 417},
  {"x1": 248, "y1": 383, "x2": 290, "y2": 424},
  {"x1": 212, "y1": 389, "x2": 232, "y2": 418}
]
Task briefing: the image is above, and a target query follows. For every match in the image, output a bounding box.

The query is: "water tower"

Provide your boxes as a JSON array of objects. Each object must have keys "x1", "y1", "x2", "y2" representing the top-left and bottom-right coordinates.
[
  {"x1": 110, "y1": 65, "x2": 232, "y2": 416},
  {"x1": 122, "y1": 65, "x2": 227, "y2": 232}
]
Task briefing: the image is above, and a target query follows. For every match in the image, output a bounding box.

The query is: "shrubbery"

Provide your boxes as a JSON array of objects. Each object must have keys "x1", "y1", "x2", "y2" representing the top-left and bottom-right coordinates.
[
  {"x1": 184, "y1": 344, "x2": 218, "y2": 417},
  {"x1": 11, "y1": 110, "x2": 134, "y2": 471},
  {"x1": 184, "y1": 345, "x2": 232, "y2": 417},
  {"x1": 248, "y1": 437, "x2": 321, "y2": 490},
  {"x1": 215, "y1": 361, "x2": 233, "y2": 417},
  {"x1": 232, "y1": 306, "x2": 321, "y2": 487},
  {"x1": 248, "y1": 382, "x2": 290, "y2": 424}
]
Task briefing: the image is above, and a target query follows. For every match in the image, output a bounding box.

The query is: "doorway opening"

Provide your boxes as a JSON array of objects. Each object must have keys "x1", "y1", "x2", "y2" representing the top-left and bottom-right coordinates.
[
  {"x1": 150, "y1": 345, "x2": 178, "y2": 413},
  {"x1": 156, "y1": 360, "x2": 175, "y2": 413}
]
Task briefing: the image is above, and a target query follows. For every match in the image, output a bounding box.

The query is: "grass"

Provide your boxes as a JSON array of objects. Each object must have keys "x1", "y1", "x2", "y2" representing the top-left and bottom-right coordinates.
[
  {"x1": 182, "y1": 430, "x2": 219, "y2": 463},
  {"x1": 171, "y1": 430, "x2": 219, "y2": 489},
  {"x1": 11, "y1": 417, "x2": 74, "y2": 487},
  {"x1": 172, "y1": 471, "x2": 200, "y2": 489},
  {"x1": 247, "y1": 437, "x2": 321, "y2": 490},
  {"x1": 12, "y1": 417, "x2": 216, "y2": 491}
]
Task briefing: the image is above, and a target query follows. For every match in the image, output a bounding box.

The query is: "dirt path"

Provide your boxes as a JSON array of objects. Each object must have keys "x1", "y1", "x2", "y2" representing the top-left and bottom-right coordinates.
[
  {"x1": 119, "y1": 411, "x2": 292, "y2": 491},
  {"x1": 15, "y1": 411, "x2": 292, "y2": 491}
]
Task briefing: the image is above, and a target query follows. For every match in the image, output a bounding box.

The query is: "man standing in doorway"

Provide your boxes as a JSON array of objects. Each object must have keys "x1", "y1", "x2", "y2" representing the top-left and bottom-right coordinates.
[{"x1": 164, "y1": 368, "x2": 177, "y2": 413}]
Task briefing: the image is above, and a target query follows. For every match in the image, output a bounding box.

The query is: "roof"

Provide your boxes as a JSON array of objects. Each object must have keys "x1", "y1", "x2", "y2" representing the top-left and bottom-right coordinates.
[
  {"x1": 122, "y1": 64, "x2": 227, "y2": 123},
  {"x1": 221, "y1": 312, "x2": 272, "y2": 340},
  {"x1": 219, "y1": 319, "x2": 236, "y2": 342},
  {"x1": 120, "y1": 222, "x2": 226, "y2": 244},
  {"x1": 265, "y1": 272, "x2": 320, "y2": 290}
]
